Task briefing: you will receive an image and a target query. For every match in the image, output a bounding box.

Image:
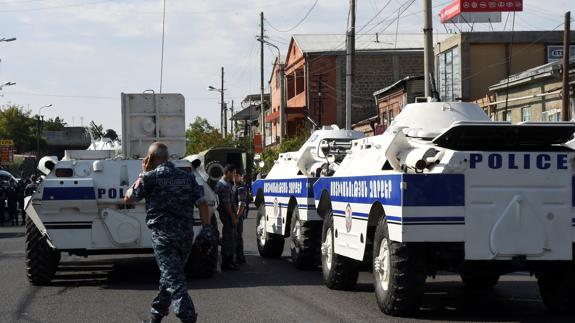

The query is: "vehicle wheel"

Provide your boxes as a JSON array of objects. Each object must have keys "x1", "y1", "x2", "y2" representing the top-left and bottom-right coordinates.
[
  {"x1": 460, "y1": 272, "x2": 500, "y2": 289},
  {"x1": 373, "y1": 217, "x2": 426, "y2": 316},
  {"x1": 26, "y1": 217, "x2": 60, "y2": 285},
  {"x1": 289, "y1": 208, "x2": 319, "y2": 270},
  {"x1": 536, "y1": 262, "x2": 575, "y2": 314},
  {"x1": 256, "y1": 203, "x2": 284, "y2": 258},
  {"x1": 321, "y1": 211, "x2": 359, "y2": 290},
  {"x1": 188, "y1": 215, "x2": 219, "y2": 278}
]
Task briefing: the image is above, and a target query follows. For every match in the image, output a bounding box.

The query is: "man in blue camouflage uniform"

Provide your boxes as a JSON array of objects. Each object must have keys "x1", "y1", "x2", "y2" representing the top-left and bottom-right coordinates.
[
  {"x1": 215, "y1": 164, "x2": 239, "y2": 270},
  {"x1": 125, "y1": 142, "x2": 212, "y2": 323}
]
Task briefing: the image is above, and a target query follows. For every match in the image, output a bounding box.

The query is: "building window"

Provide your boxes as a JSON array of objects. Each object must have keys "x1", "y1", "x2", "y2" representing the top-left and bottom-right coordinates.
[
  {"x1": 438, "y1": 46, "x2": 461, "y2": 102},
  {"x1": 389, "y1": 110, "x2": 394, "y2": 124},
  {"x1": 521, "y1": 107, "x2": 531, "y2": 122},
  {"x1": 502, "y1": 110, "x2": 511, "y2": 122},
  {"x1": 382, "y1": 111, "x2": 388, "y2": 127},
  {"x1": 543, "y1": 109, "x2": 560, "y2": 122}
]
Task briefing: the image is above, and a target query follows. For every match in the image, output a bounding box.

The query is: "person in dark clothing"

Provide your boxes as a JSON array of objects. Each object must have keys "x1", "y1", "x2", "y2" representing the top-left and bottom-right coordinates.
[
  {"x1": 7, "y1": 183, "x2": 18, "y2": 225},
  {"x1": 125, "y1": 142, "x2": 212, "y2": 323},
  {"x1": 0, "y1": 187, "x2": 4, "y2": 226},
  {"x1": 24, "y1": 175, "x2": 38, "y2": 197},
  {"x1": 234, "y1": 172, "x2": 247, "y2": 264},
  {"x1": 17, "y1": 178, "x2": 27, "y2": 225},
  {"x1": 215, "y1": 164, "x2": 239, "y2": 271}
]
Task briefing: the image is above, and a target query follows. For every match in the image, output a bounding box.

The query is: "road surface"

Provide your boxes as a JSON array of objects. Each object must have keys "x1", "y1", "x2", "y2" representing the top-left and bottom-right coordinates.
[{"x1": 0, "y1": 210, "x2": 571, "y2": 322}]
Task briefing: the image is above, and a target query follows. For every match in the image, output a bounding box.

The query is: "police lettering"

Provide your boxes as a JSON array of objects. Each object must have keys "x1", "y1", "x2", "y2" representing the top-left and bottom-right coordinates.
[
  {"x1": 97, "y1": 188, "x2": 126, "y2": 199},
  {"x1": 264, "y1": 181, "x2": 302, "y2": 195},
  {"x1": 469, "y1": 153, "x2": 569, "y2": 170},
  {"x1": 330, "y1": 179, "x2": 393, "y2": 200}
]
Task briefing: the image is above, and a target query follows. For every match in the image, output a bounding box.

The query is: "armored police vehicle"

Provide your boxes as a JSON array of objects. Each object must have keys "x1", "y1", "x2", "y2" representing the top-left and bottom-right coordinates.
[
  {"x1": 252, "y1": 126, "x2": 364, "y2": 268},
  {"x1": 25, "y1": 93, "x2": 219, "y2": 285},
  {"x1": 313, "y1": 101, "x2": 575, "y2": 316}
]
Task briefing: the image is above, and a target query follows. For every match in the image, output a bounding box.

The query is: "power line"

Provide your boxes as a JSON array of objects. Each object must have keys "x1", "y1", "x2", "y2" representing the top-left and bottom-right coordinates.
[
  {"x1": 0, "y1": 0, "x2": 114, "y2": 12},
  {"x1": 265, "y1": 0, "x2": 319, "y2": 32}
]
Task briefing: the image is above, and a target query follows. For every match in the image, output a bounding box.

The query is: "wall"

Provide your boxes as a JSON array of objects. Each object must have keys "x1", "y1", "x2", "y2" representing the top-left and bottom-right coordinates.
[
  {"x1": 336, "y1": 51, "x2": 424, "y2": 126},
  {"x1": 468, "y1": 43, "x2": 545, "y2": 101}
]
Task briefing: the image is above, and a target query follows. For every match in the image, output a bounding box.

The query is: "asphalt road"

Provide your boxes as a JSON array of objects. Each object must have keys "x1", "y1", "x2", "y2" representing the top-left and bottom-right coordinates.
[{"x1": 0, "y1": 210, "x2": 572, "y2": 323}]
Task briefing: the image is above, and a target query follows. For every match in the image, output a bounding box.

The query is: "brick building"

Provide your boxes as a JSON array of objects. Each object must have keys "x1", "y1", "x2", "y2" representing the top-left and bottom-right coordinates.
[
  {"x1": 353, "y1": 76, "x2": 425, "y2": 136},
  {"x1": 268, "y1": 34, "x2": 442, "y2": 142}
]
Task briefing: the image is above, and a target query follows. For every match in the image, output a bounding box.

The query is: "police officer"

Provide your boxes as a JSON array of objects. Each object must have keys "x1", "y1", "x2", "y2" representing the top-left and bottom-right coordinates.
[
  {"x1": 215, "y1": 164, "x2": 239, "y2": 270},
  {"x1": 234, "y1": 172, "x2": 247, "y2": 264},
  {"x1": 125, "y1": 142, "x2": 211, "y2": 323}
]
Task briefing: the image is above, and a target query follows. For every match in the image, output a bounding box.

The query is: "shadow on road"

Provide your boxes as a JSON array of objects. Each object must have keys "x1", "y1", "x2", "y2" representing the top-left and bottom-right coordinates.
[{"x1": 0, "y1": 231, "x2": 25, "y2": 239}]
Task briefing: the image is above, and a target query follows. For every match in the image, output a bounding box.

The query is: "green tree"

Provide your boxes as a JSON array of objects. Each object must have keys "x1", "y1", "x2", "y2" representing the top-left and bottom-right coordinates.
[
  {"x1": 256, "y1": 133, "x2": 308, "y2": 175},
  {"x1": 0, "y1": 105, "x2": 37, "y2": 153},
  {"x1": 185, "y1": 117, "x2": 234, "y2": 154},
  {"x1": 43, "y1": 116, "x2": 67, "y2": 131}
]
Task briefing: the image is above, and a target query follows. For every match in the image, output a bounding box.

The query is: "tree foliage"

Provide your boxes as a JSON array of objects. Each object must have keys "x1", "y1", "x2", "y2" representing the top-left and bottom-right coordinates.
[
  {"x1": 185, "y1": 117, "x2": 235, "y2": 155},
  {"x1": 0, "y1": 105, "x2": 37, "y2": 153},
  {"x1": 256, "y1": 133, "x2": 309, "y2": 175}
]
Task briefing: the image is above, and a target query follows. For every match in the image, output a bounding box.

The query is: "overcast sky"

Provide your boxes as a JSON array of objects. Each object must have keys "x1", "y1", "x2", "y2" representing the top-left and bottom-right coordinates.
[{"x1": 0, "y1": 0, "x2": 571, "y2": 133}]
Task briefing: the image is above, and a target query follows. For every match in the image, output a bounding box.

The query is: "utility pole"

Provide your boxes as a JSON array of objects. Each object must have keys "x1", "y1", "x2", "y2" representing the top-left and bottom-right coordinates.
[
  {"x1": 345, "y1": 0, "x2": 356, "y2": 129},
  {"x1": 562, "y1": 11, "x2": 571, "y2": 121},
  {"x1": 221, "y1": 67, "x2": 226, "y2": 136},
  {"x1": 423, "y1": 0, "x2": 434, "y2": 98},
  {"x1": 260, "y1": 12, "x2": 265, "y2": 139},
  {"x1": 318, "y1": 75, "x2": 324, "y2": 127},
  {"x1": 230, "y1": 100, "x2": 235, "y2": 136},
  {"x1": 279, "y1": 61, "x2": 286, "y2": 143}
]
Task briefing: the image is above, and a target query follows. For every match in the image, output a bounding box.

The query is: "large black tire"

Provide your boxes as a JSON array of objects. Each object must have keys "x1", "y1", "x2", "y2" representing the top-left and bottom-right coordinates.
[
  {"x1": 373, "y1": 217, "x2": 426, "y2": 316},
  {"x1": 256, "y1": 204, "x2": 284, "y2": 258},
  {"x1": 460, "y1": 272, "x2": 500, "y2": 289},
  {"x1": 26, "y1": 217, "x2": 60, "y2": 285},
  {"x1": 321, "y1": 211, "x2": 359, "y2": 290},
  {"x1": 536, "y1": 262, "x2": 575, "y2": 314},
  {"x1": 289, "y1": 208, "x2": 320, "y2": 270},
  {"x1": 187, "y1": 215, "x2": 219, "y2": 278}
]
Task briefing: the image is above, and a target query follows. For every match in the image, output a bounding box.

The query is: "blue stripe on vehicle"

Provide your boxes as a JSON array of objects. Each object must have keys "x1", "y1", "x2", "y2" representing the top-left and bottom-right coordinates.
[
  {"x1": 42, "y1": 187, "x2": 96, "y2": 201},
  {"x1": 313, "y1": 174, "x2": 465, "y2": 207},
  {"x1": 333, "y1": 211, "x2": 464, "y2": 225},
  {"x1": 264, "y1": 202, "x2": 316, "y2": 210},
  {"x1": 402, "y1": 174, "x2": 465, "y2": 207},
  {"x1": 253, "y1": 178, "x2": 318, "y2": 198},
  {"x1": 314, "y1": 175, "x2": 403, "y2": 206}
]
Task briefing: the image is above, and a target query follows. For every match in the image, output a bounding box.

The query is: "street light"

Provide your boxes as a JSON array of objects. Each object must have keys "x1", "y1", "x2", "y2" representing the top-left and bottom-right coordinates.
[
  {"x1": 256, "y1": 37, "x2": 285, "y2": 142},
  {"x1": 0, "y1": 37, "x2": 16, "y2": 42},
  {"x1": 209, "y1": 67, "x2": 227, "y2": 136},
  {"x1": 36, "y1": 104, "x2": 53, "y2": 164}
]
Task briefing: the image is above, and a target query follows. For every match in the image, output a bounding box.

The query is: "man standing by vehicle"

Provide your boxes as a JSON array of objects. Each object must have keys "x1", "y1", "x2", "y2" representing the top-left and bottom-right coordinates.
[
  {"x1": 215, "y1": 164, "x2": 239, "y2": 270},
  {"x1": 125, "y1": 142, "x2": 214, "y2": 323},
  {"x1": 234, "y1": 172, "x2": 247, "y2": 264}
]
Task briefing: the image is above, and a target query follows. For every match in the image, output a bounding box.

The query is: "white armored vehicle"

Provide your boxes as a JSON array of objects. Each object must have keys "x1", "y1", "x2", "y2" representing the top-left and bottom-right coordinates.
[
  {"x1": 313, "y1": 102, "x2": 575, "y2": 316},
  {"x1": 252, "y1": 126, "x2": 364, "y2": 268},
  {"x1": 25, "y1": 93, "x2": 219, "y2": 285}
]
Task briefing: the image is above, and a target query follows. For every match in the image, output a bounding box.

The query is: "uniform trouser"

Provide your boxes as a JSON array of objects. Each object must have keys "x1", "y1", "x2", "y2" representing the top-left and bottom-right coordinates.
[
  {"x1": 150, "y1": 231, "x2": 197, "y2": 322},
  {"x1": 219, "y1": 212, "x2": 236, "y2": 265},
  {"x1": 235, "y1": 215, "x2": 245, "y2": 262}
]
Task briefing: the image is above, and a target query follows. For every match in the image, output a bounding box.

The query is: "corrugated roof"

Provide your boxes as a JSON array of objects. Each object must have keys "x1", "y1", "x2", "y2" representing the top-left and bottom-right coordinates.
[{"x1": 292, "y1": 34, "x2": 451, "y2": 53}]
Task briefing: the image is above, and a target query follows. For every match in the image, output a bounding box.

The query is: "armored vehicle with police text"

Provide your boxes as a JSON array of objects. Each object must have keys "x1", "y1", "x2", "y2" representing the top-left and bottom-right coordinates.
[
  {"x1": 251, "y1": 126, "x2": 364, "y2": 268},
  {"x1": 313, "y1": 101, "x2": 575, "y2": 316},
  {"x1": 25, "y1": 93, "x2": 219, "y2": 285}
]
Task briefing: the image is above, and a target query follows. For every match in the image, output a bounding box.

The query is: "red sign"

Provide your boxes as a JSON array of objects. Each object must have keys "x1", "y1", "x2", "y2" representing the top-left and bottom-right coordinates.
[{"x1": 440, "y1": 1, "x2": 523, "y2": 23}]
